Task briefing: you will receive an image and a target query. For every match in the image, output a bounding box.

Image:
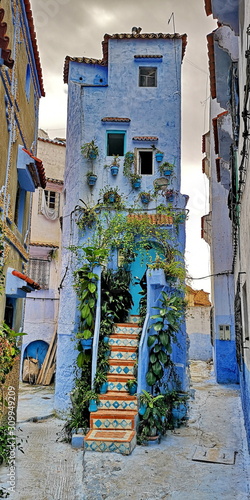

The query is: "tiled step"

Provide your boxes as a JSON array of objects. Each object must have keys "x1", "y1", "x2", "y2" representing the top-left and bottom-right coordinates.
[
  {"x1": 90, "y1": 410, "x2": 138, "y2": 430},
  {"x1": 113, "y1": 323, "x2": 141, "y2": 336},
  {"x1": 129, "y1": 315, "x2": 140, "y2": 324},
  {"x1": 107, "y1": 375, "x2": 135, "y2": 392},
  {"x1": 108, "y1": 335, "x2": 138, "y2": 348},
  {"x1": 98, "y1": 392, "x2": 137, "y2": 411},
  {"x1": 84, "y1": 429, "x2": 136, "y2": 455},
  {"x1": 108, "y1": 360, "x2": 135, "y2": 376},
  {"x1": 109, "y1": 347, "x2": 137, "y2": 361}
]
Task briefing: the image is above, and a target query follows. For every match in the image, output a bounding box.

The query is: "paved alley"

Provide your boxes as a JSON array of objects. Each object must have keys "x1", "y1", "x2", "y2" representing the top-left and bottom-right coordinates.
[{"x1": 1, "y1": 361, "x2": 250, "y2": 500}]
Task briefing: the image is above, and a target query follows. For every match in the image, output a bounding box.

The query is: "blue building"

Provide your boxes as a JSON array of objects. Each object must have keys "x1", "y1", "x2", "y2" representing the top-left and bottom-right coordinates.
[
  {"x1": 56, "y1": 30, "x2": 188, "y2": 453},
  {"x1": 203, "y1": 0, "x2": 250, "y2": 449}
]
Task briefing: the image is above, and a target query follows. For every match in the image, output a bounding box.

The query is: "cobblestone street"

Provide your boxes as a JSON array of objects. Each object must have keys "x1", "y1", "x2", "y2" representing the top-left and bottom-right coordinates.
[{"x1": 1, "y1": 361, "x2": 249, "y2": 500}]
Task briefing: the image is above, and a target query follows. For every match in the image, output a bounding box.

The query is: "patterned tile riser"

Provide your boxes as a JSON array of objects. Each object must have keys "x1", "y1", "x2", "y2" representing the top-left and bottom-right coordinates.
[
  {"x1": 109, "y1": 352, "x2": 137, "y2": 361},
  {"x1": 109, "y1": 365, "x2": 134, "y2": 375},
  {"x1": 92, "y1": 417, "x2": 135, "y2": 430},
  {"x1": 98, "y1": 399, "x2": 138, "y2": 411},
  {"x1": 108, "y1": 338, "x2": 138, "y2": 347},
  {"x1": 84, "y1": 439, "x2": 135, "y2": 455},
  {"x1": 114, "y1": 326, "x2": 141, "y2": 335},
  {"x1": 128, "y1": 316, "x2": 140, "y2": 324},
  {"x1": 107, "y1": 381, "x2": 128, "y2": 392}
]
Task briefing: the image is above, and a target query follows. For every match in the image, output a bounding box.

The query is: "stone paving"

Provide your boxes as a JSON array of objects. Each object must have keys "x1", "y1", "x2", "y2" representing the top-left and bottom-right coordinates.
[{"x1": 1, "y1": 361, "x2": 250, "y2": 499}]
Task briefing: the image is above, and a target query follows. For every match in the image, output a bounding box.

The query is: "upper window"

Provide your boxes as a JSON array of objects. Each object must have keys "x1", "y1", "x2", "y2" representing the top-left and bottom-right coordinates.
[
  {"x1": 138, "y1": 150, "x2": 153, "y2": 175},
  {"x1": 107, "y1": 132, "x2": 125, "y2": 156},
  {"x1": 38, "y1": 189, "x2": 60, "y2": 220},
  {"x1": 139, "y1": 67, "x2": 157, "y2": 87},
  {"x1": 45, "y1": 190, "x2": 56, "y2": 209}
]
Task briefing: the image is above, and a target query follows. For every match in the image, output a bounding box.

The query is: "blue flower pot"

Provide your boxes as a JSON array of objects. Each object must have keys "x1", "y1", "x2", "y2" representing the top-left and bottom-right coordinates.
[
  {"x1": 80, "y1": 338, "x2": 93, "y2": 349},
  {"x1": 155, "y1": 153, "x2": 164, "y2": 162},
  {"x1": 127, "y1": 383, "x2": 137, "y2": 395},
  {"x1": 126, "y1": 152, "x2": 134, "y2": 160},
  {"x1": 141, "y1": 195, "x2": 150, "y2": 204},
  {"x1": 103, "y1": 336, "x2": 109, "y2": 344},
  {"x1": 111, "y1": 165, "x2": 119, "y2": 176},
  {"x1": 88, "y1": 399, "x2": 98, "y2": 412},
  {"x1": 163, "y1": 169, "x2": 173, "y2": 176},
  {"x1": 87, "y1": 175, "x2": 97, "y2": 186},
  {"x1": 172, "y1": 403, "x2": 187, "y2": 426},
  {"x1": 132, "y1": 180, "x2": 141, "y2": 190},
  {"x1": 138, "y1": 404, "x2": 147, "y2": 416},
  {"x1": 108, "y1": 193, "x2": 115, "y2": 203},
  {"x1": 89, "y1": 152, "x2": 97, "y2": 160},
  {"x1": 166, "y1": 194, "x2": 174, "y2": 202},
  {"x1": 99, "y1": 382, "x2": 108, "y2": 394}
]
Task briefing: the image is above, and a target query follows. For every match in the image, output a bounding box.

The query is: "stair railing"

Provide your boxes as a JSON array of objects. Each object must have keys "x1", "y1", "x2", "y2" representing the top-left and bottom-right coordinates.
[
  {"x1": 91, "y1": 265, "x2": 102, "y2": 388},
  {"x1": 137, "y1": 268, "x2": 168, "y2": 394}
]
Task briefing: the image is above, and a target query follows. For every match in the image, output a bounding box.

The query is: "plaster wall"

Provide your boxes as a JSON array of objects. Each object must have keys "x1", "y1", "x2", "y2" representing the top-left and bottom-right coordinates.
[
  {"x1": 55, "y1": 35, "x2": 187, "y2": 412},
  {"x1": 186, "y1": 306, "x2": 212, "y2": 360}
]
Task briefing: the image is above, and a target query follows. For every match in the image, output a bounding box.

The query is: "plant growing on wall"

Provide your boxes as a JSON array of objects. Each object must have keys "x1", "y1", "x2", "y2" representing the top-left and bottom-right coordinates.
[
  {"x1": 81, "y1": 140, "x2": 99, "y2": 160},
  {"x1": 123, "y1": 151, "x2": 142, "y2": 188},
  {"x1": 0, "y1": 323, "x2": 21, "y2": 384},
  {"x1": 74, "y1": 200, "x2": 101, "y2": 230},
  {"x1": 146, "y1": 291, "x2": 186, "y2": 389}
]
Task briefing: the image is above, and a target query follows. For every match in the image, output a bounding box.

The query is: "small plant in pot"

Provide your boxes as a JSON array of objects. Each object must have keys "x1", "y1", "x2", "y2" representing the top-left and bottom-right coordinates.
[
  {"x1": 130, "y1": 173, "x2": 142, "y2": 190},
  {"x1": 158, "y1": 161, "x2": 175, "y2": 177},
  {"x1": 94, "y1": 370, "x2": 108, "y2": 394},
  {"x1": 125, "y1": 378, "x2": 137, "y2": 395},
  {"x1": 100, "y1": 185, "x2": 122, "y2": 206},
  {"x1": 104, "y1": 155, "x2": 120, "y2": 176},
  {"x1": 81, "y1": 140, "x2": 99, "y2": 160},
  {"x1": 83, "y1": 389, "x2": 100, "y2": 412},
  {"x1": 139, "y1": 191, "x2": 151, "y2": 204},
  {"x1": 155, "y1": 149, "x2": 164, "y2": 162},
  {"x1": 137, "y1": 390, "x2": 167, "y2": 444},
  {"x1": 86, "y1": 171, "x2": 97, "y2": 186}
]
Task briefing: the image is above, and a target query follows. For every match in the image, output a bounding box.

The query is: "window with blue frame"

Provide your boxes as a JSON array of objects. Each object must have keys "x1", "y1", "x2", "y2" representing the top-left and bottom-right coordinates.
[
  {"x1": 107, "y1": 132, "x2": 125, "y2": 156},
  {"x1": 14, "y1": 183, "x2": 26, "y2": 233},
  {"x1": 25, "y1": 64, "x2": 31, "y2": 101}
]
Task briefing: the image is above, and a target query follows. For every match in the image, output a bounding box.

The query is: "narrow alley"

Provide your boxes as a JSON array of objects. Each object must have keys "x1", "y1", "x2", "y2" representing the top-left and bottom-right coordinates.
[{"x1": 1, "y1": 361, "x2": 249, "y2": 500}]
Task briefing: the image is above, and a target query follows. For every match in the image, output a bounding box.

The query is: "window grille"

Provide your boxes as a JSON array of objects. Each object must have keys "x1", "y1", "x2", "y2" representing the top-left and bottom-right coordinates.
[
  {"x1": 28, "y1": 259, "x2": 50, "y2": 290},
  {"x1": 139, "y1": 67, "x2": 157, "y2": 87}
]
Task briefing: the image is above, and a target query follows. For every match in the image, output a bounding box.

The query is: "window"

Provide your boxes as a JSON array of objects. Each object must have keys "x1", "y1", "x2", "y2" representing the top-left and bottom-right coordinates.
[
  {"x1": 138, "y1": 150, "x2": 153, "y2": 175},
  {"x1": 14, "y1": 183, "x2": 26, "y2": 233},
  {"x1": 219, "y1": 324, "x2": 231, "y2": 341},
  {"x1": 107, "y1": 132, "x2": 125, "y2": 156},
  {"x1": 45, "y1": 190, "x2": 56, "y2": 209},
  {"x1": 25, "y1": 64, "x2": 31, "y2": 101},
  {"x1": 28, "y1": 259, "x2": 50, "y2": 290},
  {"x1": 139, "y1": 67, "x2": 157, "y2": 87}
]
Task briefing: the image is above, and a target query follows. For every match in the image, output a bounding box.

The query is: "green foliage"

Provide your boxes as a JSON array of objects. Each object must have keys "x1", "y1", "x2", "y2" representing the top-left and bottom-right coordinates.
[
  {"x1": 146, "y1": 291, "x2": 185, "y2": 389},
  {"x1": 0, "y1": 221, "x2": 4, "y2": 295},
  {"x1": 104, "y1": 154, "x2": 120, "y2": 168},
  {"x1": 0, "y1": 323, "x2": 21, "y2": 384},
  {"x1": 122, "y1": 152, "x2": 142, "y2": 187},
  {"x1": 137, "y1": 390, "x2": 167, "y2": 443},
  {"x1": 101, "y1": 268, "x2": 133, "y2": 323},
  {"x1": 99, "y1": 186, "x2": 124, "y2": 208},
  {"x1": 125, "y1": 379, "x2": 137, "y2": 389},
  {"x1": 157, "y1": 161, "x2": 175, "y2": 176},
  {"x1": 81, "y1": 140, "x2": 99, "y2": 159},
  {"x1": 0, "y1": 424, "x2": 25, "y2": 465}
]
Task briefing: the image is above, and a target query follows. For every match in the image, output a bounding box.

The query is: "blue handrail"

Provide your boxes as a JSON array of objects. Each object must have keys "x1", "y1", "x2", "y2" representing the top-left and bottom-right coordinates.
[{"x1": 91, "y1": 265, "x2": 102, "y2": 388}]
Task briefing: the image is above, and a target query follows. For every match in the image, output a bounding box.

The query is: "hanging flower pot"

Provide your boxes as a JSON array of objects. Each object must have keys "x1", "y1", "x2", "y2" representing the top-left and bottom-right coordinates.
[
  {"x1": 165, "y1": 190, "x2": 174, "y2": 202},
  {"x1": 89, "y1": 151, "x2": 98, "y2": 160},
  {"x1": 163, "y1": 168, "x2": 173, "y2": 176},
  {"x1": 140, "y1": 192, "x2": 151, "y2": 204},
  {"x1": 155, "y1": 151, "x2": 164, "y2": 162},
  {"x1": 110, "y1": 165, "x2": 119, "y2": 176},
  {"x1": 108, "y1": 193, "x2": 115, "y2": 203},
  {"x1": 138, "y1": 404, "x2": 147, "y2": 416},
  {"x1": 87, "y1": 173, "x2": 97, "y2": 186}
]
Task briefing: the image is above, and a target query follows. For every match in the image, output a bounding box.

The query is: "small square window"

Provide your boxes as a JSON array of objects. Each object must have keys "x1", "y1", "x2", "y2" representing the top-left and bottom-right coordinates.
[
  {"x1": 139, "y1": 67, "x2": 157, "y2": 87},
  {"x1": 107, "y1": 133, "x2": 125, "y2": 156},
  {"x1": 138, "y1": 150, "x2": 153, "y2": 175}
]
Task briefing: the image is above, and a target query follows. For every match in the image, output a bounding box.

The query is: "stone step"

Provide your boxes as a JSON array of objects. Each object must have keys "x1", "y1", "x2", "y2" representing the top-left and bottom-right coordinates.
[
  {"x1": 107, "y1": 375, "x2": 134, "y2": 392},
  {"x1": 84, "y1": 429, "x2": 136, "y2": 455},
  {"x1": 90, "y1": 410, "x2": 138, "y2": 430},
  {"x1": 109, "y1": 348, "x2": 137, "y2": 361},
  {"x1": 108, "y1": 335, "x2": 138, "y2": 348},
  {"x1": 98, "y1": 392, "x2": 137, "y2": 411},
  {"x1": 108, "y1": 360, "x2": 136, "y2": 376},
  {"x1": 113, "y1": 323, "x2": 141, "y2": 336},
  {"x1": 128, "y1": 315, "x2": 140, "y2": 324}
]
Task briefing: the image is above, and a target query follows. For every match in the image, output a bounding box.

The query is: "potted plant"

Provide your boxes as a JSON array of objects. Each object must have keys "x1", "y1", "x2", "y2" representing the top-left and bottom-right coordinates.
[
  {"x1": 139, "y1": 191, "x2": 151, "y2": 204},
  {"x1": 82, "y1": 389, "x2": 100, "y2": 412},
  {"x1": 125, "y1": 378, "x2": 137, "y2": 395},
  {"x1": 81, "y1": 140, "x2": 99, "y2": 160},
  {"x1": 104, "y1": 155, "x2": 120, "y2": 176},
  {"x1": 86, "y1": 171, "x2": 97, "y2": 186},
  {"x1": 101, "y1": 185, "x2": 122, "y2": 205},
  {"x1": 137, "y1": 390, "x2": 167, "y2": 444},
  {"x1": 165, "y1": 189, "x2": 174, "y2": 202},
  {"x1": 94, "y1": 371, "x2": 108, "y2": 394},
  {"x1": 155, "y1": 150, "x2": 164, "y2": 162},
  {"x1": 158, "y1": 161, "x2": 175, "y2": 177},
  {"x1": 130, "y1": 173, "x2": 142, "y2": 190}
]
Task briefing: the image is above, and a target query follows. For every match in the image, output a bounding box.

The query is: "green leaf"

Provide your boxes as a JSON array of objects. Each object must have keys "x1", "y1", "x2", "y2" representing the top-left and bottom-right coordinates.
[
  {"x1": 86, "y1": 313, "x2": 93, "y2": 326},
  {"x1": 88, "y1": 298, "x2": 95, "y2": 309},
  {"x1": 150, "y1": 314, "x2": 162, "y2": 320},
  {"x1": 153, "y1": 322, "x2": 163, "y2": 332},
  {"x1": 146, "y1": 371, "x2": 157, "y2": 386},
  {"x1": 147, "y1": 335, "x2": 157, "y2": 347},
  {"x1": 159, "y1": 332, "x2": 170, "y2": 348},
  {"x1": 88, "y1": 283, "x2": 97, "y2": 293},
  {"x1": 81, "y1": 304, "x2": 90, "y2": 319},
  {"x1": 151, "y1": 362, "x2": 163, "y2": 378},
  {"x1": 153, "y1": 343, "x2": 162, "y2": 353},
  {"x1": 158, "y1": 350, "x2": 168, "y2": 364},
  {"x1": 87, "y1": 272, "x2": 97, "y2": 280},
  {"x1": 150, "y1": 353, "x2": 157, "y2": 364},
  {"x1": 76, "y1": 352, "x2": 85, "y2": 368}
]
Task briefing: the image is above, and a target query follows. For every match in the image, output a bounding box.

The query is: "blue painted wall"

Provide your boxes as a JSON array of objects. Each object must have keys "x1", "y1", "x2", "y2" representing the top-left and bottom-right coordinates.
[{"x1": 55, "y1": 34, "x2": 187, "y2": 412}]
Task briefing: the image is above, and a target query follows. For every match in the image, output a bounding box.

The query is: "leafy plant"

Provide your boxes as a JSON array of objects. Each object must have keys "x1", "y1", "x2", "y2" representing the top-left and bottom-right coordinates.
[
  {"x1": 99, "y1": 186, "x2": 123, "y2": 207},
  {"x1": 0, "y1": 424, "x2": 26, "y2": 465},
  {"x1": 74, "y1": 200, "x2": 100, "y2": 230},
  {"x1": 137, "y1": 390, "x2": 167, "y2": 443},
  {"x1": 104, "y1": 154, "x2": 120, "y2": 168},
  {"x1": 125, "y1": 379, "x2": 137, "y2": 389},
  {"x1": 101, "y1": 268, "x2": 133, "y2": 323},
  {"x1": 0, "y1": 323, "x2": 22, "y2": 384},
  {"x1": 81, "y1": 140, "x2": 99, "y2": 159},
  {"x1": 148, "y1": 256, "x2": 186, "y2": 282},
  {"x1": 158, "y1": 161, "x2": 175, "y2": 176},
  {"x1": 146, "y1": 291, "x2": 185, "y2": 389}
]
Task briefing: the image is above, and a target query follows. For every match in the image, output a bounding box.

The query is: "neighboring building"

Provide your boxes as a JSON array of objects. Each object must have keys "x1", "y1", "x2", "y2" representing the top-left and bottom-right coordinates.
[
  {"x1": 22, "y1": 131, "x2": 65, "y2": 380},
  {"x1": 186, "y1": 286, "x2": 212, "y2": 361},
  {"x1": 55, "y1": 29, "x2": 188, "y2": 453},
  {"x1": 203, "y1": 0, "x2": 250, "y2": 447},
  {"x1": 0, "y1": 0, "x2": 45, "y2": 335}
]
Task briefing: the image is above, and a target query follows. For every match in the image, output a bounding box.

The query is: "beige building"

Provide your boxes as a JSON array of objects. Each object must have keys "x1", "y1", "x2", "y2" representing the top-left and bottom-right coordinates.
[
  {"x1": 186, "y1": 286, "x2": 212, "y2": 361},
  {"x1": 0, "y1": 0, "x2": 45, "y2": 333},
  {"x1": 22, "y1": 131, "x2": 65, "y2": 379}
]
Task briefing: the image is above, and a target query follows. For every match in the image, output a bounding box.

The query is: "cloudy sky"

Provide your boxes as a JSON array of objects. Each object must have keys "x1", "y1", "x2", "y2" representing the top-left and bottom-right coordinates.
[{"x1": 31, "y1": 0, "x2": 216, "y2": 293}]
